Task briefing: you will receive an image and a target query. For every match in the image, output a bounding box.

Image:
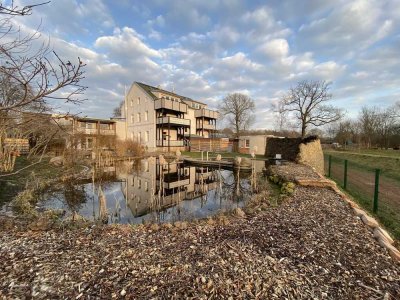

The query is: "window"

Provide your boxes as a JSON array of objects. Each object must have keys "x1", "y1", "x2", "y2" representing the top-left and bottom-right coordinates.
[
  {"x1": 131, "y1": 177, "x2": 135, "y2": 186},
  {"x1": 87, "y1": 138, "x2": 93, "y2": 149},
  {"x1": 137, "y1": 97, "x2": 140, "y2": 105},
  {"x1": 130, "y1": 114, "x2": 134, "y2": 123},
  {"x1": 138, "y1": 179, "x2": 141, "y2": 189},
  {"x1": 138, "y1": 132, "x2": 141, "y2": 142},
  {"x1": 137, "y1": 113, "x2": 141, "y2": 123},
  {"x1": 131, "y1": 99, "x2": 134, "y2": 107},
  {"x1": 145, "y1": 131, "x2": 149, "y2": 142},
  {"x1": 144, "y1": 111, "x2": 148, "y2": 121},
  {"x1": 245, "y1": 139, "x2": 250, "y2": 148},
  {"x1": 86, "y1": 122, "x2": 94, "y2": 129},
  {"x1": 144, "y1": 181, "x2": 148, "y2": 191}
]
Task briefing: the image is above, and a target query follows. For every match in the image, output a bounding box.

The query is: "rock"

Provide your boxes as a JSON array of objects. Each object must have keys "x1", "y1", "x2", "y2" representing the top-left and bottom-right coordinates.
[
  {"x1": 388, "y1": 247, "x2": 400, "y2": 262},
  {"x1": 234, "y1": 207, "x2": 246, "y2": 218},
  {"x1": 361, "y1": 214, "x2": 379, "y2": 228},
  {"x1": 174, "y1": 221, "x2": 188, "y2": 229},
  {"x1": 49, "y1": 156, "x2": 64, "y2": 166},
  {"x1": 150, "y1": 223, "x2": 159, "y2": 231},
  {"x1": 373, "y1": 227, "x2": 394, "y2": 245},
  {"x1": 162, "y1": 223, "x2": 173, "y2": 229},
  {"x1": 353, "y1": 208, "x2": 366, "y2": 217}
]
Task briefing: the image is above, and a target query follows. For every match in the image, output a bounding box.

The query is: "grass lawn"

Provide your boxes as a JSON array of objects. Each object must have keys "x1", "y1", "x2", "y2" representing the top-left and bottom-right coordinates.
[
  {"x1": 324, "y1": 149, "x2": 400, "y2": 181},
  {"x1": 0, "y1": 156, "x2": 63, "y2": 206}
]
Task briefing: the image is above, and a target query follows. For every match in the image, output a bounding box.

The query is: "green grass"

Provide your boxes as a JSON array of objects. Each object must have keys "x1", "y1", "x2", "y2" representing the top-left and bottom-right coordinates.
[
  {"x1": 324, "y1": 149, "x2": 400, "y2": 241},
  {"x1": 324, "y1": 150, "x2": 400, "y2": 181},
  {"x1": 0, "y1": 156, "x2": 63, "y2": 206},
  {"x1": 182, "y1": 151, "x2": 265, "y2": 160},
  {"x1": 328, "y1": 148, "x2": 400, "y2": 158}
]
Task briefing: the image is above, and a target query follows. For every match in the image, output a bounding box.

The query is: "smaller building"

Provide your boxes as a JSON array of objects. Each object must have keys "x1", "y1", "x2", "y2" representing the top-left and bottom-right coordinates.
[{"x1": 239, "y1": 135, "x2": 279, "y2": 155}]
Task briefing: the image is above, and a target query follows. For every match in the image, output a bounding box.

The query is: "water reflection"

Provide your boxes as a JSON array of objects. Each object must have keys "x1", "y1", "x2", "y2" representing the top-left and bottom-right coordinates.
[{"x1": 42, "y1": 158, "x2": 262, "y2": 224}]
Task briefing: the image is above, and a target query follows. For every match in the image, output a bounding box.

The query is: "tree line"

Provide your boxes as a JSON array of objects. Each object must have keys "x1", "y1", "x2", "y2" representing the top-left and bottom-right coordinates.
[{"x1": 327, "y1": 104, "x2": 400, "y2": 149}]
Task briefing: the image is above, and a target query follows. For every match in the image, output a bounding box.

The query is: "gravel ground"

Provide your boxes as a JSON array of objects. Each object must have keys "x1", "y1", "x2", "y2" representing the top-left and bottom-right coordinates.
[
  {"x1": 1, "y1": 184, "x2": 399, "y2": 299},
  {"x1": 269, "y1": 162, "x2": 322, "y2": 182}
]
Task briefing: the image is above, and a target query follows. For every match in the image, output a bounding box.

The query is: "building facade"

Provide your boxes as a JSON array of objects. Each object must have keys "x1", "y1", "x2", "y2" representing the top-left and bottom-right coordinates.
[{"x1": 123, "y1": 82, "x2": 219, "y2": 152}]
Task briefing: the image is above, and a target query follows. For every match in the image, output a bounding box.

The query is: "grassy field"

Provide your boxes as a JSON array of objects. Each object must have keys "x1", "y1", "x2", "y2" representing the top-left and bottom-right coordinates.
[
  {"x1": 0, "y1": 156, "x2": 63, "y2": 206},
  {"x1": 324, "y1": 149, "x2": 400, "y2": 241},
  {"x1": 324, "y1": 149, "x2": 400, "y2": 181}
]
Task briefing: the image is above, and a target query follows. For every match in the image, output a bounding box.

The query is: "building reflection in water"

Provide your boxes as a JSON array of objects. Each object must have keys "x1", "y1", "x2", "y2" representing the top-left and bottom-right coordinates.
[{"x1": 118, "y1": 158, "x2": 253, "y2": 223}]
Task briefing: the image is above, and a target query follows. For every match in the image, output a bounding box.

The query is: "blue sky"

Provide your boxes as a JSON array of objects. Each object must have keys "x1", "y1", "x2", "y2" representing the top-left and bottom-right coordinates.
[{"x1": 11, "y1": 0, "x2": 400, "y2": 129}]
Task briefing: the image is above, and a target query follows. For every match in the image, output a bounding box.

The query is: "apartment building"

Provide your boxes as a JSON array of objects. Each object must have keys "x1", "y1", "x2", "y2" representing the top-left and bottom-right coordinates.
[
  {"x1": 123, "y1": 82, "x2": 219, "y2": 151},
  {"x1": 50, "y1": 115, "x2": 126, "y2": 155}
]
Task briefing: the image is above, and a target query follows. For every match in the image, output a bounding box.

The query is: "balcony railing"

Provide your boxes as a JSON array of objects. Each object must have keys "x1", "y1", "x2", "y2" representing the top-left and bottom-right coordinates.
[
  {"x1": 99, "y1": 129, "x2": 115, "y2": 135},
  {"x1": 76, "y1": 128, "x2": 98, "y2": 135},
  {"x1": 164, "y1": 178, "x2": 190, "y2": 189},
  {"x1": 198, "y1": 123, "x2": 216, "y2": 130},
  {"x1": 156, "y1": 116, "x2": 190, "y2": 126},
  {"x1": 195, "y1": 108, "x2": 219, "y2": 119},
  {"x1": 156, "y1": 140, "x2": 184, "y2": 147},
  {"x1": 155, "y1": 99, "x2": 187, "y2": 113}
]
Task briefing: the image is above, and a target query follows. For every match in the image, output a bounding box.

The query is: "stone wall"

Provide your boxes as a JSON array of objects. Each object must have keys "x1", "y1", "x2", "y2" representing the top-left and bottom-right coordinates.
[{"x1": 265, "y1": 136, "x2": 324, "y2": 174}]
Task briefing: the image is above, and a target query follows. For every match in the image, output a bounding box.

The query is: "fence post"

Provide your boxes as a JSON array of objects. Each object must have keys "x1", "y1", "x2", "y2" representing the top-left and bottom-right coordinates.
[
  {"x1": 373, "y1": 169, "x2": 380, "y2": 213},
  {"x1": 328, "y1": 155, "x2": 332, "y2": 177},
  {"x1": 343, "y1": 159, "x2": 348, "y2": 189}
]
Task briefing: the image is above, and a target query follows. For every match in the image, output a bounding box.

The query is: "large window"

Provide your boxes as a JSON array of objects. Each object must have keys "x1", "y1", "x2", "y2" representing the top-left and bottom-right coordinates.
[
  {"x1": 137, "y1": 113, "x2": 141, "y2": 123},
  {"x1": 137, "y1": 97, "x2": 141, "y2": 105},
  {"x1": 245, "y1": 139, "x2": 250, "y2": 148},
  {"x1": 130, "y1": 114, "x2": 134, "y2": 123},
  {"x1": 130, "y1": 99, "x2": 134, "y2": 107},
  {"x1": 144, "y1": 111, "x2": 148, "y2": 121},
  {"x1": 145, "y1": 131, "x2": 149, "y2": 142}
]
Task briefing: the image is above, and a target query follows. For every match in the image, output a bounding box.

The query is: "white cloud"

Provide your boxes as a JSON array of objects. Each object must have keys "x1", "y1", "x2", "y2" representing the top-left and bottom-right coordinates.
[{"x1": 257, "y1": 39, "x2": 289, "y2": 59}]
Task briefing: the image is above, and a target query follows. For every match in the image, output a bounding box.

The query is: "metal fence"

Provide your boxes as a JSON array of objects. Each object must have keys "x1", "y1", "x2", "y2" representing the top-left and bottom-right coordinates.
[{"x1": 324, "y1": 154, "x2": 400, "y2": 239}]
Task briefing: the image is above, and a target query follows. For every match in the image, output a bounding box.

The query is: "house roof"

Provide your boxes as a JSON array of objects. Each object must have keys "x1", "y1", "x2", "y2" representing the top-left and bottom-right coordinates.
[{"x1": 135, "y1": 82, "x2": 206, "y2": 105}]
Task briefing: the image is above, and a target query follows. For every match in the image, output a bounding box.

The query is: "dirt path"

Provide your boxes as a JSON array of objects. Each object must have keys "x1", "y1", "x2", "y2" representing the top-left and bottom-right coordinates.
[{"x1": 1, "y1": 186, "x2": 399, "y2": 299}]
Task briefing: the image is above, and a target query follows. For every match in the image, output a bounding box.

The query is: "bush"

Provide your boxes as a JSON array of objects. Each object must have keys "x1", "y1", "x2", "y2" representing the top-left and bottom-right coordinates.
[{"x1": 281, "y1": 182, "x2": 295, "y2": 196}]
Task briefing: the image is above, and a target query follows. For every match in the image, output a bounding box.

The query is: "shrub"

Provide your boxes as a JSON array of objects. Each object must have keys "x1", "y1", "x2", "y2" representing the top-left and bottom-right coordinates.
[{"x1": 281, "y1": 182, "x2": 295, "y2": 196}]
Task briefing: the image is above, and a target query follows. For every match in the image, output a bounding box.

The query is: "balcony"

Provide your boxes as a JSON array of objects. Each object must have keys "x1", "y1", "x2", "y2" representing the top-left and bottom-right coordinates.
[
  {"x1": 195, "y1": 108, "x2": 219, "y2": 119},
  {"x1": 99, "y1": 129, "x2": 115, "y2": 135},
  {"x1": 156, "y1": 116, "x2": 190, "y2": 126},
  {"x1": 163, "y1": 178, "x2": 190, "y2": 189},
  {"x1": 156, "y1": 140, "x2": 184, "y2": 147},
  {"x1": 198, "y1": 123, "x2": 216, "y2": 130},
  {"x1": 75, "y1": 127, "x2": 98, "y2": 135},
  {"x1": 155, "y1": 99, "x2": 187, "y2": 113}
]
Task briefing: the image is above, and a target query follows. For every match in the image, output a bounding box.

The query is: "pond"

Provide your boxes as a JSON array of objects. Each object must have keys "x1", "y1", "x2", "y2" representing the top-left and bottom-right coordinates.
[{"x1": 34, "y1": 158, "x2": 266, "y2": 224}]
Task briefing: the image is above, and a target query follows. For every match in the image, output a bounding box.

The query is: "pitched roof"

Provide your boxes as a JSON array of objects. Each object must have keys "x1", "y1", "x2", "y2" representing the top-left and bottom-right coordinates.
[{"x1": 135, "y1": 82, "x2": 206, "y2": 105}]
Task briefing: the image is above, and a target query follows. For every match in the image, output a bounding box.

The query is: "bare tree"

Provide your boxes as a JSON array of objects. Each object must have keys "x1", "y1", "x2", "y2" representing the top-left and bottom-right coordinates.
[
  {"x1": 218, "y1": 93, "x2": 255, "y2": 138},
  {"x1": 112, "y1": 101, "x2": 124, "y2": 117},
  {"x1": 0, "y1": 1, "x2": 86, "y2": 173},
  {"x1": 279, "y1": 80, "x2": 343, "y2": 137}
]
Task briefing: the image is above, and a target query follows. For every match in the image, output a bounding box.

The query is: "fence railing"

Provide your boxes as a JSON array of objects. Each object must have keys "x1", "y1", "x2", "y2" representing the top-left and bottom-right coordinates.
[{"x1": 324, "y1": 153, "x2": 400, "y2": 240}]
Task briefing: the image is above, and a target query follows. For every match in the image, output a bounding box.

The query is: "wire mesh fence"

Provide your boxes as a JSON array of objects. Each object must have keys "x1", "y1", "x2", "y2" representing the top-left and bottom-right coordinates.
[{"x1": 324, "y1": 154, "x2": 400, "y2": 240}]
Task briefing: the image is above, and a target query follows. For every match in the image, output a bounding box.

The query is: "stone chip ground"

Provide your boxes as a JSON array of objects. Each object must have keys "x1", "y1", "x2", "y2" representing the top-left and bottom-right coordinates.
[{"x1": 0, "y1": 186, "x2": 399, "y2": 299}]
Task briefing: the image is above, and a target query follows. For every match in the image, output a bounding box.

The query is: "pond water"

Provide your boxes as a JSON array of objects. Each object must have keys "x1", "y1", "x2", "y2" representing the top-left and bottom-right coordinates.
[{"x1": 34, "y1": 159, "x2": 266, "y2": 224}]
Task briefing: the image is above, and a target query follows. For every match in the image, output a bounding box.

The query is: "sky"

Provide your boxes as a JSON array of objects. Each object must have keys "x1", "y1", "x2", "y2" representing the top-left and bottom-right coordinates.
[{"x1": 8, "y1": 0, "x2": 400, "y2": 129}]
